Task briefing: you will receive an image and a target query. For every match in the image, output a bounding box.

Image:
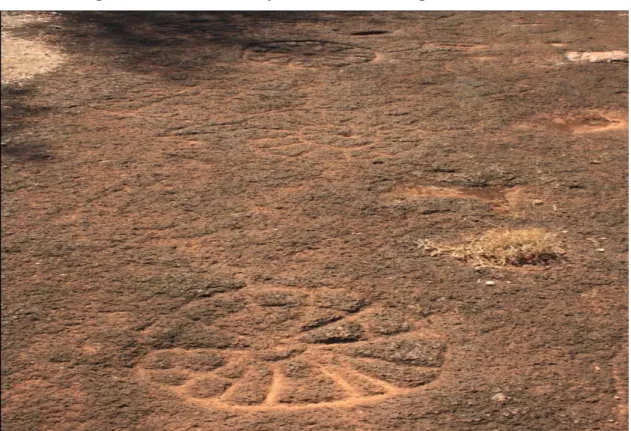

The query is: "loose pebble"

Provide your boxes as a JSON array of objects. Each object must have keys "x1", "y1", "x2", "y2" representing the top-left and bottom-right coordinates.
[
  {"x1": 485, "y1": 281, "x2": 496, "y2": 286},
  {"x1": 596, "y1": 248, "x2": 605, "y2": 252},
  {"x1": 533, "y1": 200, "x2": 544, "y2": 205},
  {"x1": 492, "y1": 393, "x2": 510, "y2": 403}
]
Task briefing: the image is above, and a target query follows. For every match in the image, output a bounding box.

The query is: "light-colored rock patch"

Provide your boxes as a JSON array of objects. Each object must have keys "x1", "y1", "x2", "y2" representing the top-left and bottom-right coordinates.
[{"x1": 565, "y1": 50, "x2": 628, "y2": 63}]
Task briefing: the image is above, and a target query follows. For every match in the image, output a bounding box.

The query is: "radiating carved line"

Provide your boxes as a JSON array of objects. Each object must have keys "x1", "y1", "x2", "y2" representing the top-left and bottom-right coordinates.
[
  {"x1": 315, "y1": 363, "x2": 362, "y2": 397},
  {"x1": 263, "y1": 363, "x2": 283, "y2": 406}
]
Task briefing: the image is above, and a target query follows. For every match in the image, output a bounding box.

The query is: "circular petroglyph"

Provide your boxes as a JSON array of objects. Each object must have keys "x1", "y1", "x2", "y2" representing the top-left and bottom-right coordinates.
[
  {"x1": 244, "y1": 40, "x2": 376, "y2": 68},
  {"x1": 549, "y1": 111, "x2": 628, "y2": 133},
  {"x1": 136, "y1": 286, "x2": 446, "y2": 411},
  {"x1": 516, "y1": 110, "x2": 628, "y2": 134},
  {"x1": 247, "y1": 120, "x2": 376, "y2": 162}
]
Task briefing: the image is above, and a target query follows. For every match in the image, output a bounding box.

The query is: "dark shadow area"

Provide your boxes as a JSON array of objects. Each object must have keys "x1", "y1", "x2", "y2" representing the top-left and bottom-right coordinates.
[
  {"x1": 1, "y1": 85, "x2": 53, "y2": 163},
  {"x1": 0, "y1": 12, "x2": 363, "y2": 164},
  {"x1": 350, "y1": 30, "x2": 390, "y2": 36},
  {"x1": 1, "y1": 141, "x2": 52, "y2": 162},
  {"x1": 53, "y1": 12, "x2": 352, "y2": 78},
  {"x1": 1, "y1": 12, "x2": 346, "y2": 163}
]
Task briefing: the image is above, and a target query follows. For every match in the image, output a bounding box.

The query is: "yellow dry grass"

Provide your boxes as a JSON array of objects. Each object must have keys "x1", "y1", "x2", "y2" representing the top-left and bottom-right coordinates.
[{"x1": 419, "y1": 228, "x2": 564, "y2": 268}]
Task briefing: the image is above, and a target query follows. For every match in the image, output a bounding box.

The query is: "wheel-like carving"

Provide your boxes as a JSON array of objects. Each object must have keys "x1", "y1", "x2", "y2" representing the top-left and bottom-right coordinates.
[
  {"x1": 244, "y1": 40, "x2": 376, "y2": 68},
  {"x1": 136, "y1": 286, "x2": 446, "y2": 411}
]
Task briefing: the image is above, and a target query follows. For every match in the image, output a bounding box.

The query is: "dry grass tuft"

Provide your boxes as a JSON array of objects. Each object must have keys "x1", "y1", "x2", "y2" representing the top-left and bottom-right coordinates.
[{"x1": 419, "y1": 228, "x2": 564, "y2": 268}]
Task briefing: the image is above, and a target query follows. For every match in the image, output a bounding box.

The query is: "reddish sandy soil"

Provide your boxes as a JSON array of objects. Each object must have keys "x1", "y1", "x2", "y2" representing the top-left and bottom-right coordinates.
[{"x1": 1, "y1": 12, "x2": 629, "y2": 431}]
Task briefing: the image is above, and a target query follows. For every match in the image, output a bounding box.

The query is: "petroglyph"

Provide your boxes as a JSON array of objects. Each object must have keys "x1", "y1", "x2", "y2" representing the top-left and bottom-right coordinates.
[
  {"x1": 244, "y1": 40, "x2": 376, "y2": 68},
  {"x1": 136, "y1": 286, "x2": 446, "y2": 411}
]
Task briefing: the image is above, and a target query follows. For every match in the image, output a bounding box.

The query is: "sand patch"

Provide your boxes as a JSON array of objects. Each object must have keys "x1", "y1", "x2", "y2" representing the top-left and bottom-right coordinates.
[{"x1": 1, "y1": 12, "x2": 66, "y2": 84}]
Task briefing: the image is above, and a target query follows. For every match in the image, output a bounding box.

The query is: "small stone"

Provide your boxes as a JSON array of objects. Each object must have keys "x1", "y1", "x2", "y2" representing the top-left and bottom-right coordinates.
[
  {"x1": 492, "y1": 393, "x2": 510, "y2": 403},
  {"x1": 533, "y1": 199, "x2": 544, "y2": 205},
  {"x1": 596, "y1": 248, "x2": 605, "y2": 252},
  {"x1": 485, "y1": 281, "x2": 496, "y2": 286}
]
